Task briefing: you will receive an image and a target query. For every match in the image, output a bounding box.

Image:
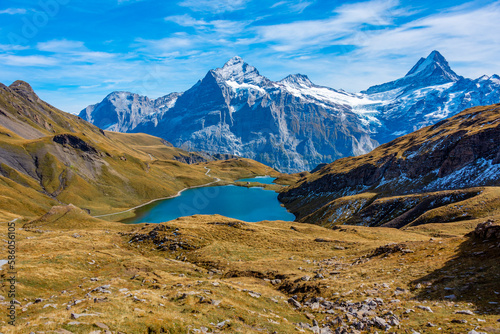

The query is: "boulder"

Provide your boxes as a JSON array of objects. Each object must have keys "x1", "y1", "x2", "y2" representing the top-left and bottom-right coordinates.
[{"x1": 473, "y1": 220, "x2": 500, "y2": 239}]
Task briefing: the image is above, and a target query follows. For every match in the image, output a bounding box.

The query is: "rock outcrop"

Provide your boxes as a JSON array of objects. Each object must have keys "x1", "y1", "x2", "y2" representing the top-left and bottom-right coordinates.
[{"x1": 473, "y1": 220, "x2": 500, "y2": 240}]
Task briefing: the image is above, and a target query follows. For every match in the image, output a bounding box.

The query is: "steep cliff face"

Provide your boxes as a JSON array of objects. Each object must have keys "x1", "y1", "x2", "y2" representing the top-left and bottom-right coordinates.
[
  {"x1": 278, "y1": 104, "x2": 500, "y2": 228},
  {"x1": 80, "y1": 51, "x2": 500, "y2": 173},
  {"x1": 139, "y1": 62, "x2": 377, "y2": 173},
  {"x1": 122, "y1": 57, "x2": 377, "y2": 173},
  {"x1": 80, "y1": 91, "x2": 182, "y2": 133}
]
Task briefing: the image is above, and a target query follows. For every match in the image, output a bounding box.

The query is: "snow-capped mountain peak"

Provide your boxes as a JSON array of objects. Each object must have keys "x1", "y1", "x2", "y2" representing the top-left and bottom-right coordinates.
[
  {"x1": 81, "y1": 51, "x2": 500, "y2": 173},
  {"x1": 488, "y1": 74, "x2": 500, "y2": 83},
  {"x1": 405, "y1": 50, "x2": 460, "y2": 81},
  {"x1": 224, "y1": 55, "x2": 244, "y2": 66},
  {"x1": 279, "y1": 74, "x2": 314, "y2": 88},
  {"x1": 363, "y1": 50, "x2": 462, "y2": 95},
  {"x1": 214, "y1": 56, "x2": 265, "y2": 85},
  {"x1": 406, "y1": 51, "x2": 445, "y2": 76}
]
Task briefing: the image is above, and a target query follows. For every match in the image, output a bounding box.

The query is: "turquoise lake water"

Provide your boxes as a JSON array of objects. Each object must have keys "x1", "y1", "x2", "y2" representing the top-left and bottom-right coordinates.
[
  {"x1": 122, "y1": 181, "x2": 295, "y2": 224},
  {"x1": 236, "y1": 176, "x2": 276, "y2": 184}
]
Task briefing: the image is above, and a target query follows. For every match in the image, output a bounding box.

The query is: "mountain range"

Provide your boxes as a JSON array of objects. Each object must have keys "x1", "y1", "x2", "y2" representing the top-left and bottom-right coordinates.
[{"x1": 80, "y1": 51, "x2": 500, "y2": 173}]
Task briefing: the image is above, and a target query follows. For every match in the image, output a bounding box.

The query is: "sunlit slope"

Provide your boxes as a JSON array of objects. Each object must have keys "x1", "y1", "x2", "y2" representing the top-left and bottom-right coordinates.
[
  {"x1": 0, "y1": 81, "x2": 277, "y2": 221},
  {"x1": 279, "y1": 104, "x2": 500, "y2": 228}
]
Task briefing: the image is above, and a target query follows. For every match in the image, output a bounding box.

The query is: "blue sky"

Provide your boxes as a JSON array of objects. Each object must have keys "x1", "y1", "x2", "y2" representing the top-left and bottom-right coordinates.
[{"x1": 1, "y1": 0, "x2": 499, "y2": 113}]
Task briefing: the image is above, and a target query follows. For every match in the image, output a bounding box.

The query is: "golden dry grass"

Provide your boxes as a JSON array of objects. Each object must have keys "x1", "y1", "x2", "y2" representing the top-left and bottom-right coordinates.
[{"x1": 0, "y1": 208, "x2": 498, "y2": 333}]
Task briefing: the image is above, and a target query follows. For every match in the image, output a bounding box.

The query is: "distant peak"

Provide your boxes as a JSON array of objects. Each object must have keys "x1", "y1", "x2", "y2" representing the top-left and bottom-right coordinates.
[
  {"x1": 223, "y1": 56, "x2": 245, "y2": 67},
  {"x1": 215, "y1": 56, "x2": 265, "y2": 85},
  {"x1": 283, "y1": 73, "x2": 311, "y2": 81},
  {"x1": 429, "y1": 50, "x2": 445, "y2": 60},
  {"x1": 10, "y1": 80, "x2": 34, "y2": 93},
  {"x1": 363, "y1": 51, "x2": 462, "y2": 95},
  {"x1": 405, "y1": 50, "x2": 457, "y2": 79},
  {"x1": 280, "y1": 74, "x2": 314, "y2": 87},
  {"x1": 107, "y1": 91, "x2": 136, "y2": 98}
]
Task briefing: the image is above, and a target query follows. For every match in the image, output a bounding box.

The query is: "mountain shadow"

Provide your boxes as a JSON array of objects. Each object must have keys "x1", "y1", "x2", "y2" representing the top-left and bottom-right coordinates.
[{"x1": 410, "y1": 221, "x2": 500, "y2": 319}]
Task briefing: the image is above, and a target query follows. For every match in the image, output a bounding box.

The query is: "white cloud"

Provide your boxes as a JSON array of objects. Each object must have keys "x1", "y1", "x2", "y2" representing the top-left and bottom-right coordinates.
[
  {"x1": 333, "y1": 0, "x2": 401, "y2": 25},
  {"x1": 165, "y1": 14, "x2": 249, "y2": 34},
  {"x1": 346, "y1": 1, "x2": 500, "y2": 79},
  {"x1": 271, "y1": 1, "x2": 287, "y2": 8},
  {"x1": 178, "y1": 0, "x2": 249, "y2": 13},
  {"x1": 165, "y1": 14, "x2": 209, "y2": 27},
  {"x1": 356, "y1": 2, "x2": 500, "y2": 57},
  {"x1": 0, "y1": 8, "x2": 27, "y2": 15},
  {"x1": 209, "y1": 20, "x2": 249, "y2": 34},
  {"x1": 135, "y1": 35, "x2": 195, "y2": 54},
  {"x1": 290, "y1": 1, "x2": 314, "y2": 13},
  {"x1": 35, "y1": 40, "x2": 118, "y2": 64},
  {"x1": 254, "y1": 0, "x2": 406, "y2": 51},
  {"x1": 0, "y1": 44, "x2": 30, "y2": 51},
  {"x1": 37, "y1": 40, "x2": 85, "y2": 52},
  {"x1": 0, "y1": 40, "x2": 119, "y2": 78},
  {"x1": 0, "y1": 55, "x2": 57, "y2": 67},
  {"x1": 270, "y1": 0, "x2": 314, "y2": 13}
]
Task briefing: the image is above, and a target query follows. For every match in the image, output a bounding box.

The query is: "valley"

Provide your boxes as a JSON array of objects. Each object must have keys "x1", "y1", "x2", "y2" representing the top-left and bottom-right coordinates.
[
  {"x1": 0, "y1": 80, "x2": 499, "y2": 333},
  {"x1": 0, "y1": 80, "x2": 278, "y2": 222},
  {"x1": 1, "y1": 0, "x2": 500, "y2": 332}
]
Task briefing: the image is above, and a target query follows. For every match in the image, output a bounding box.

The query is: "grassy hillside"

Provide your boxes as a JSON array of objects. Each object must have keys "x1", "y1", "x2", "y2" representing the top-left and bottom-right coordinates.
[
  {"x1": 279, "y1": 104, "x2": 500, "y2": 228},
  {"x1": 0, "y1": 81, "x2": 278, "y2": 221}
]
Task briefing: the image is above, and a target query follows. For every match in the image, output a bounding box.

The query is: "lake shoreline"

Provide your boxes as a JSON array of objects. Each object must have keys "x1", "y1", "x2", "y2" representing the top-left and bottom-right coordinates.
[
  {"x1": 93, "y1": 167, "x2": 221, "y2": 220},
  {"x1": 92, "y1": 172, "x2": 282, "y2": 222},
  {"x1": 119, "y1": 176, "x2": 293, "y2": 224}
]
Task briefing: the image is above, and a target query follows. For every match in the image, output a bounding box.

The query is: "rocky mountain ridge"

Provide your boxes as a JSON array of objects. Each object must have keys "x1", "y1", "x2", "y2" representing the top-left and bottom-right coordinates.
[
  {"x1": 128, "y1": 56, "x2": 378, "y2": 172},
  {"x1": 363, "y1": 50, "x2": 462, "y2": 95},
  {"x1": 80, "y1": 51, "x2": 500, "y2": 172},
  {"x1": 278, "y1": 103, "x2": 500, "y2": 228}
]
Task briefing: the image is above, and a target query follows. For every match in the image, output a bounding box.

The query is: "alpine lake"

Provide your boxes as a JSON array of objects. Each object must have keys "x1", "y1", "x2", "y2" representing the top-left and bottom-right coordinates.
[{"x1": 122, "y1": 176, "x2": 295, "y2": 224}]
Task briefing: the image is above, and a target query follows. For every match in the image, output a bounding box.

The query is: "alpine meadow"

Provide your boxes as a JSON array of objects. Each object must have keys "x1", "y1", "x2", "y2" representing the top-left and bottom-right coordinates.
[{"x1": 0, "y1": 1, "x2": 499, "y2": 333}]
